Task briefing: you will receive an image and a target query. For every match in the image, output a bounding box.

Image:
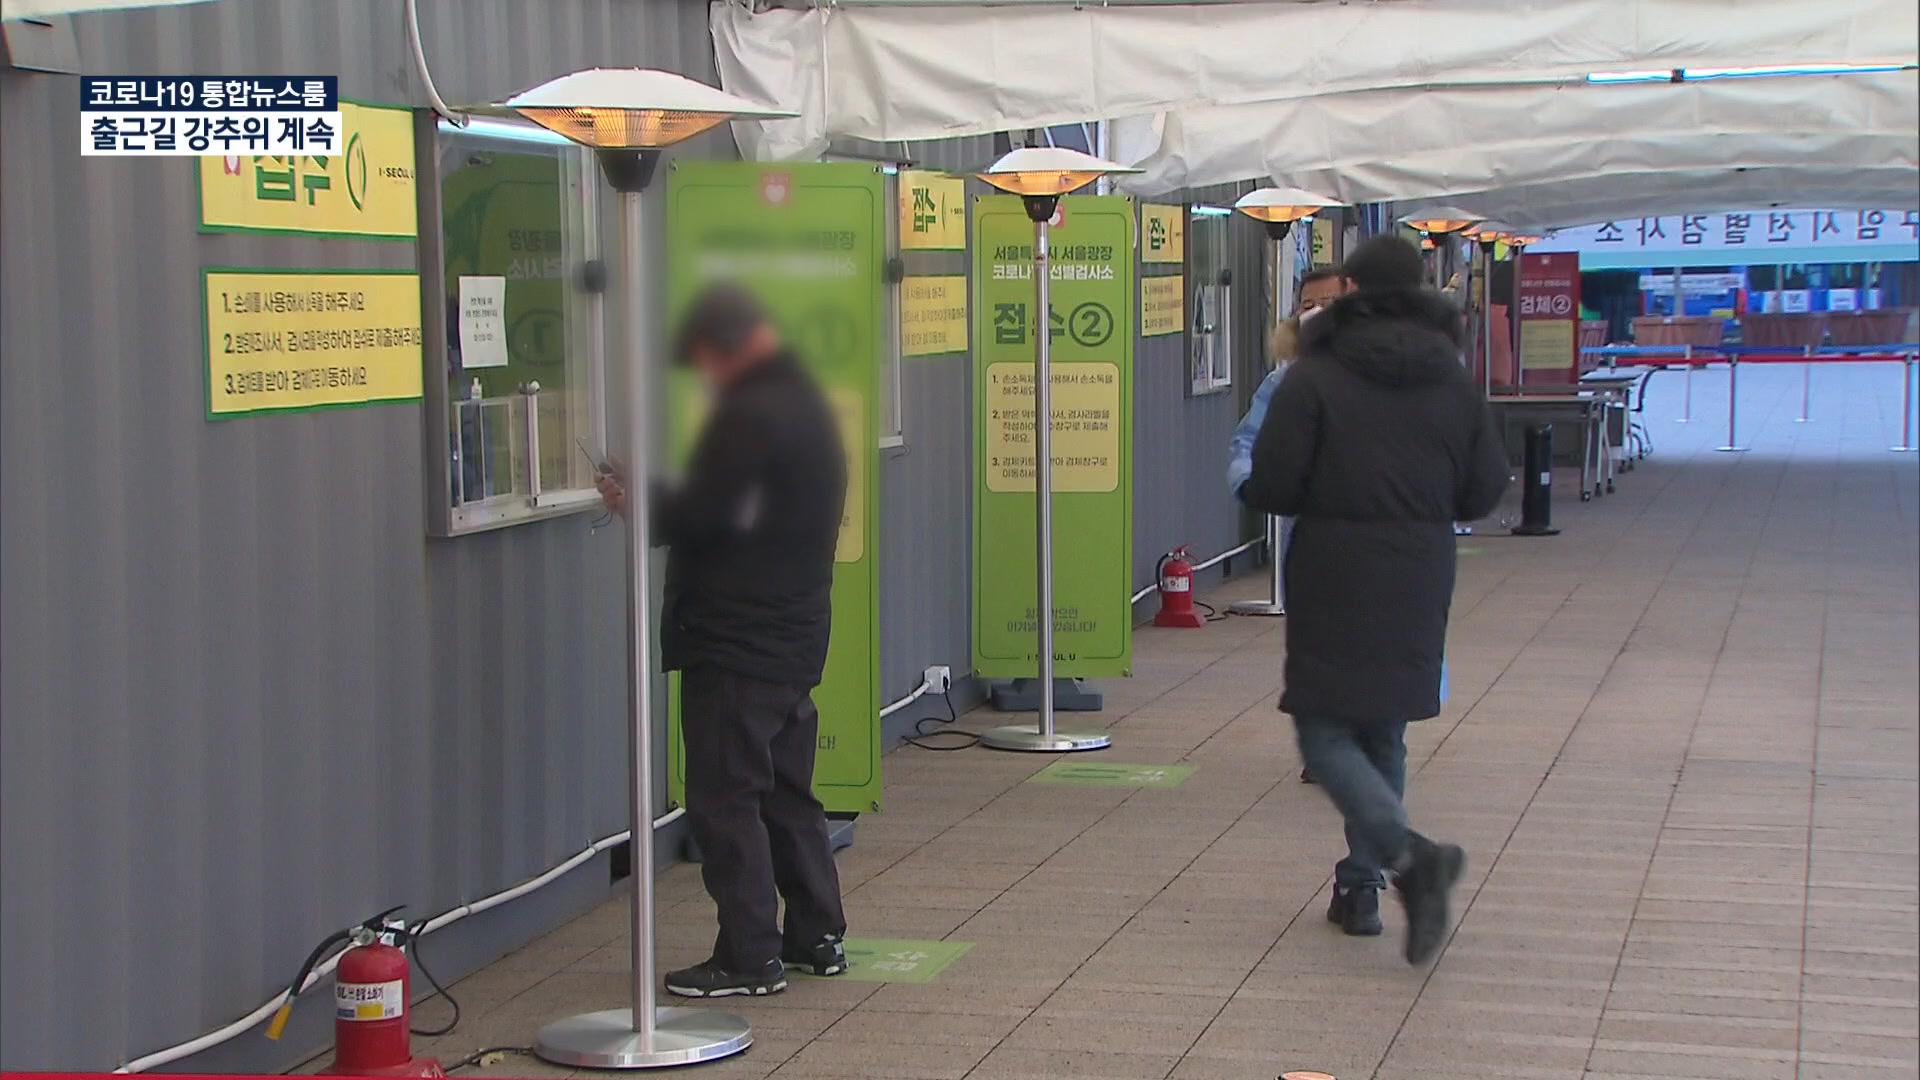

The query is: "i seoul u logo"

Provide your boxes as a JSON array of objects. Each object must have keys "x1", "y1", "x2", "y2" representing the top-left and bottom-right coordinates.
[{"x1": 345, "y1": 132, "x2": 368, "y2": 211}]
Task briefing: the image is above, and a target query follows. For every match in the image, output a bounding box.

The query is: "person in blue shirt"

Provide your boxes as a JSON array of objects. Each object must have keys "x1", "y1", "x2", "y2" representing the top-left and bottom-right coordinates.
[{"x1": 1232, "y1": 269, "x2": 1345, "y2": 785}]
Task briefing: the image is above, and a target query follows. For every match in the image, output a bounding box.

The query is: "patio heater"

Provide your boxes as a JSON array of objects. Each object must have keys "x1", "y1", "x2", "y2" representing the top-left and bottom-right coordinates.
[
  {"x1": 1227, "y1": 186, "x2": 1339, "y2": 618},
  {"x1": 1403, "y1": 213, "x2": 1488, "y2": 538},
  {"x1": 1463, "y1": 223, "x2": 1517, "y2": 398},
  {"x1": 480, "y1": 68, "x2": 795, "y2": 1070},
  {"x1": 1400, "y1": 211, "x2": 1481, "y2": 293},
  {"x1": 974, "y1": 146, "x2": 1139, "y2": 753}
]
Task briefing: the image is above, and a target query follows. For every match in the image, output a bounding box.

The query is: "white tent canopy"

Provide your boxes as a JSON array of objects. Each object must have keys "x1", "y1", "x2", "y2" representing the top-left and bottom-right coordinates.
[
  {"x1": 1117, "y1": 71, "x2": 1919, "y2": 199},
  {"x1": 711, "y1": 0, "x2": 1920, "y2": 161},
  {"x1": 1401, "y1": 166, "x2": 1920, "y2": 231}
]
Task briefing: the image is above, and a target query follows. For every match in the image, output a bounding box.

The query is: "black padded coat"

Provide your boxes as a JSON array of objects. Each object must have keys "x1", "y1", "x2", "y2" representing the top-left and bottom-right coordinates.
[{"x1": 1242, "y1": 287, "x2": 1509, "y2": 723}]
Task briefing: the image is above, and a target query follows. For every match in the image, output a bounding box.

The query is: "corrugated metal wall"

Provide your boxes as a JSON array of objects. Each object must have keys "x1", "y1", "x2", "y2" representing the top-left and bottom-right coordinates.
[
  {"x1": 0, "y1": 0, "x2": 711, "y2": 1069},
  {"x1": 0, "y1": 4, "x2": 1258, "y2": 1068}
]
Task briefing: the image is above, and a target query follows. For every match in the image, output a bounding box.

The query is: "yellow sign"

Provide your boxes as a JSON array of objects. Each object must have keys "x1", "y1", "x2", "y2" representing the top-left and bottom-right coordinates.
[
  {"x1": 984, "y1": 362, "x2": 1121, "y2": 494},
  {"x1": 901, "y1": 276, "x2": 968, "y2": 356},
  {"x1": 900, "y1": 170, "x2": 967, "y2": 250},
  {"x1": 1311, "y1": 219, "x2": 1335, "y2": 267},
  {"x1": 1519, "y1": 320, "x2": 1577, "y2": 371},
  {"x1": 894, "y1": 274, "x2": 960, "y2": 355},
  {"x1": 828, "y1": 387, "x2": 865, "y2": 562},
  {"x1": 1141, "y1": 204, "x2": 1185, "y2": 264},
  {"x1": 1141, "y1": 275, "x2": 1184, "y2": 336},
  {"x1": 203, "y1": 269, "x2": 424, "y2": 418},
  {"x1": 198, "y1": 101, "x2": 418, "y2": 240}
]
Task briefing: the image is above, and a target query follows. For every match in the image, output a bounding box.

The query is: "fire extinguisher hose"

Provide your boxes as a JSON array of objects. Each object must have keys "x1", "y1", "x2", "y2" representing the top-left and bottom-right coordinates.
[
  {"x1": 265, "y1": 929, "x2": 349, "y2": 1041},
  {"x1": 265, "y1": 904, "x2": 407, "y2": 1041}
]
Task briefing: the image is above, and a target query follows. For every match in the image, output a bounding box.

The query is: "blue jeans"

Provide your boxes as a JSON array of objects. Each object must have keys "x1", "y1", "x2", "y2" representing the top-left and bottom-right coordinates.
[{"x1": 1294, "y1": 715, "x2": 1409, "y2": 891}]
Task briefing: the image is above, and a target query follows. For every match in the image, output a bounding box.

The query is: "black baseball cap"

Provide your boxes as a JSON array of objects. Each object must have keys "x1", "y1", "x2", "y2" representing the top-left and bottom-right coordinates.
[{"x1": 671, "y1": 281, "x2": 772, "y2": 365}]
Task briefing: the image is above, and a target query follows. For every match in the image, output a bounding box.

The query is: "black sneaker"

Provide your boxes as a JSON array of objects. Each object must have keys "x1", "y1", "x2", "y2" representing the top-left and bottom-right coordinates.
[
  {"x1": 1394, "y1": 836, "x2": 1466, "y2": 966},
  {"x1": 1300, "y1": 767, "x2": 1317, "y2": 784},
  {"x1": 782, "y1": 934, "x2": 848, "y2": 977},
  {"x1": 664, "y1": 959, "x2": 787, "y2": 999},
  {"x1": 1326, "y1": 886, "x2": 1384, "y2": 936}
]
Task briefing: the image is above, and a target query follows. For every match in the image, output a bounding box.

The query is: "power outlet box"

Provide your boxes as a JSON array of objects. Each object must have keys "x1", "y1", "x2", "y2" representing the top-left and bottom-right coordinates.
[{"x1": 924, "y1": 665, "x2": 953, "y2": 694}]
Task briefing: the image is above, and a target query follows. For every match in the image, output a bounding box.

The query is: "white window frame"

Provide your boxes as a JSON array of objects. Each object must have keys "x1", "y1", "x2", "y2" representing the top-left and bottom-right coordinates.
[
  {"x1": 1189, "y1": 204, "x2": 1235, "y2": 396},
  {"x1": 429, "y1": 116, "x2": 609, "y2": 537}
]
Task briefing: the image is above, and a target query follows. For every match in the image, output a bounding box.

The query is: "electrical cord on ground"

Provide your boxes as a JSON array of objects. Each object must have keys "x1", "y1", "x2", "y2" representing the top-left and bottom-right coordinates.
[
  {"x1": 406, "y1": 927, "x2": 461, "y2": 1038},
  {"x1": 445, "y1": 1046, "x2": 535, "y2": 1073},
  {"x1": 1196, "y1": 599, "x2": 1229, "y2": 623},
  {"x1": 902, "y1": 689, "x2": 982, "y2": 751}
]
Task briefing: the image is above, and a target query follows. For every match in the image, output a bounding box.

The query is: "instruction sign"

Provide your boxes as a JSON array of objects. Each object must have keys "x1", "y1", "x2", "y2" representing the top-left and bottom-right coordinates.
[
  {"x1": 1517, "y1": 251, "x2": 1582, "y2": 378},
  {"x1": 201, "y1": 268, "x2": 423, "y2": 419},
  {"x1": 901, "y1": 275, "x2": 969, "y2": 357},
  {"x1": 1141, "y1": 203, "x2": 1185, "y2": 263},
  {"x1": 1030, "y1": 761, "x2": 1196, "y2": 789},
  {"x1": 1141, "y1": 275, "x2": 1184, "y2": 336},
  {"x1": 456, "y1": 276, "x2": 508, "y2": 369},
  {"x1": 1311, "y1": 218, "x2": 1335, "y2": 267},
  {"x1": 832, "y1": 938, "x2": 973, "y2": 984},
  {"x1": 972, "y1": 195, "x2": 1135, "y2": 680},
  {"x1": 899, "y1": 170, "x2": 967, "y2": 250},
  {"x1": 197, "y1": 100, "x2": 417, "y2": 240},
  {"x1": 665, "y1": 162, "x2": 884, "y2": 814}
]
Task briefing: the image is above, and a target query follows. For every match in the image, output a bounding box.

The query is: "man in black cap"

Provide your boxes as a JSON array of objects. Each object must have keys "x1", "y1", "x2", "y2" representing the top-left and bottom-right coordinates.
[
  {"x1": 1243, "y1": 236, "x2": 1508, "y2": 965},
  {"x1": 596, "y1": 281, "x2": 849, "y2": 998}
]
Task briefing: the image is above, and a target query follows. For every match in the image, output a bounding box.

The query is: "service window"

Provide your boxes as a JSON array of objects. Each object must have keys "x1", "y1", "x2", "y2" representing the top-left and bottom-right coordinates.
[
  {"x1": 429, "y1": 118, "x2": 607, "y2": 534},
  {"x1": 1189, "y1": 206, "x2": 1234, "y2": 395}
]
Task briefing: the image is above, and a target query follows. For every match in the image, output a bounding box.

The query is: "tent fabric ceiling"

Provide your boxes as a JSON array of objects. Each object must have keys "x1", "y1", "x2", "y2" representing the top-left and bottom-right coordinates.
[
  {"x1": 712, "y1": 0, "x2": 1920, "y2": 161},
  {"x1": 0, "y1": 0, "x2": 189, "y2": 16},
  {"x1": 1118, "y1": 71, "x2": 1920, "y2": 199},
  {"x1": 1403, "y1": 166, "x2": 1920, "y2": 231}
]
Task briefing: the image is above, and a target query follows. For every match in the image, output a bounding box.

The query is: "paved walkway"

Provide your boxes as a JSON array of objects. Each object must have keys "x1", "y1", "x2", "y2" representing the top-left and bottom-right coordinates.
[{"x1": 420, "y1": 360, "x2": 1918, "y2": 1079}]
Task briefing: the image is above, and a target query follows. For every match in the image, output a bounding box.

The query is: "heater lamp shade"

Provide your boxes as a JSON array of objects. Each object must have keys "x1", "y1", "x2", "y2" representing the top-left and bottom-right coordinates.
[
  {"x1": 975, "y1": 146, "x2": 1140, "y2": 196},
  {"x1": 488, "y1": 68, "x2": 794, "y2": 149},
  {"x1": 1234, "y1": 185, "x2": 1340, "y2": 224}
]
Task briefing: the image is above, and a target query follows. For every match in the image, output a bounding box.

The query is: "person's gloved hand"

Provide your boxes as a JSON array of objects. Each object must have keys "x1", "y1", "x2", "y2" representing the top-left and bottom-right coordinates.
[{"x1": 595, "y1": 457, "x2": 627, "y2": 517}]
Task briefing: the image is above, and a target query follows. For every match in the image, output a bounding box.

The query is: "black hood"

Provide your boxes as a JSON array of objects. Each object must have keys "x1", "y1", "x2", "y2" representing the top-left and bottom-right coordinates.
[{"x1": 1299, "y1": 287, "x2": 1467, "y2": 388}]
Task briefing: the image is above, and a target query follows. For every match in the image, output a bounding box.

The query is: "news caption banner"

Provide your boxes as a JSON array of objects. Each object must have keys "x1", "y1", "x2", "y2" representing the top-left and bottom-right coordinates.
[
  {"x1": 971, "y1": 195, "x2": 1136, "y2": 682},
  {"x1": 663, "y1": 162, "x2": 884, "y2": 815},
  {"x1": 82, "y1": 75, "x2": 342, "y2": 157},
  {"x1": 201, "y1": 269, "x2": 424, "y2": 419}
]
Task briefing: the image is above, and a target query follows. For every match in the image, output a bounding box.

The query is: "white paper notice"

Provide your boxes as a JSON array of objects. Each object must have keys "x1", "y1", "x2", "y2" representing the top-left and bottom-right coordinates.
[{"x1": 458, "y1": 276, "x2": 509, "y2": 369}]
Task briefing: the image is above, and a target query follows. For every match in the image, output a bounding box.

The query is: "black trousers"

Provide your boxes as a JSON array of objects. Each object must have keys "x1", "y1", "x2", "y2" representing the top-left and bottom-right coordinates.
[{"x1": 681, "y1": 666, "x2": 847, "y2": 971}]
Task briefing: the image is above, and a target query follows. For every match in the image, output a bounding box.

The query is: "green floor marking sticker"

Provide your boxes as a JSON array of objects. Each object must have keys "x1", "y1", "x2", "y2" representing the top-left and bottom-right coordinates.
[
  {"x1": 826, "y1": 938, "x2": 973, "y2": 983},
  {"x1": 1029, "y1": 761, "x2": 1196, "y2": 789}
]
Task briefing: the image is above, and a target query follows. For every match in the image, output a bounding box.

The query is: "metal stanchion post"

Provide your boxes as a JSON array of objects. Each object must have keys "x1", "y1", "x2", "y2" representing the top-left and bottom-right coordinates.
[
  {"x1": 1895, "y1": 352, "x2": 1919, "y2": 453},
  {"x1": 1678, "y1": 344, "x2": 1694, "y2": 423},
  {"x1": 1228, "y1": 516, "x2": 1286, "y2": 616},
  {"x1": 1795, "y1": 345, "x2": 1813, "y2": 423},
  {"x1": 1715, "y1": 353, "x2": 1748, "y2": 453}
]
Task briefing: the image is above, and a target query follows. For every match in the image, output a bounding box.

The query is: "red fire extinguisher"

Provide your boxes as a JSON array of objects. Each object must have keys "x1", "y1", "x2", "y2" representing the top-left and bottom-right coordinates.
[
  {"x1": 271, "y1": 907, "x2": 446, "y2": 1078},
  {"x1": 1153, "y1": 546, "x2": 1208, "y2": 629}
]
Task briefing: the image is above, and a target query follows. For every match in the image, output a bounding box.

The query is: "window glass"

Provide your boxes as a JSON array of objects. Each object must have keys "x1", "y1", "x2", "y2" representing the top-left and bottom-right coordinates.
[
  {"x1": 1189, "y1": 208, "x2": 1233, "y2": 394},
  {"x1": 438, "y1": 123, "x2": 603, "y2": 524}
]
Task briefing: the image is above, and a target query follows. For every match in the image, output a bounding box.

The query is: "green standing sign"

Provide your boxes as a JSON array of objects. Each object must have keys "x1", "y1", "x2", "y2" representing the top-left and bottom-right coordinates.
[
  {"x1": 971, "y1": 195, "x2": 1135, "y2": 680},
  {"x1": 664, "y1": 162, "x2": 884, "y2": 813}
]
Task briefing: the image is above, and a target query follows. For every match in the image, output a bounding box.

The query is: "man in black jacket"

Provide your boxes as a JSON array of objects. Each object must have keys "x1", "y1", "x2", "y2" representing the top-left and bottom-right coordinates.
[
  {"x1": 597, "y1": 282, "x2": 850, "y2": 998},
  {"x1": 1243, "y1": 236, "x2": 1509, "y2": 965}
]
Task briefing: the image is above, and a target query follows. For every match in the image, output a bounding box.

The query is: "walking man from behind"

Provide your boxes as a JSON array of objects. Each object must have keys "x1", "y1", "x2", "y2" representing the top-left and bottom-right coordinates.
[
  {"x1": 1229, "y1": 267, "x2": 1347, "y2": 785},
  {"x1": 596, "y1": 282, "x2": 849, "y2": 997},
  {"x1": 1242, "y1": 236, "x2": 1509, "y2": 964}
]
